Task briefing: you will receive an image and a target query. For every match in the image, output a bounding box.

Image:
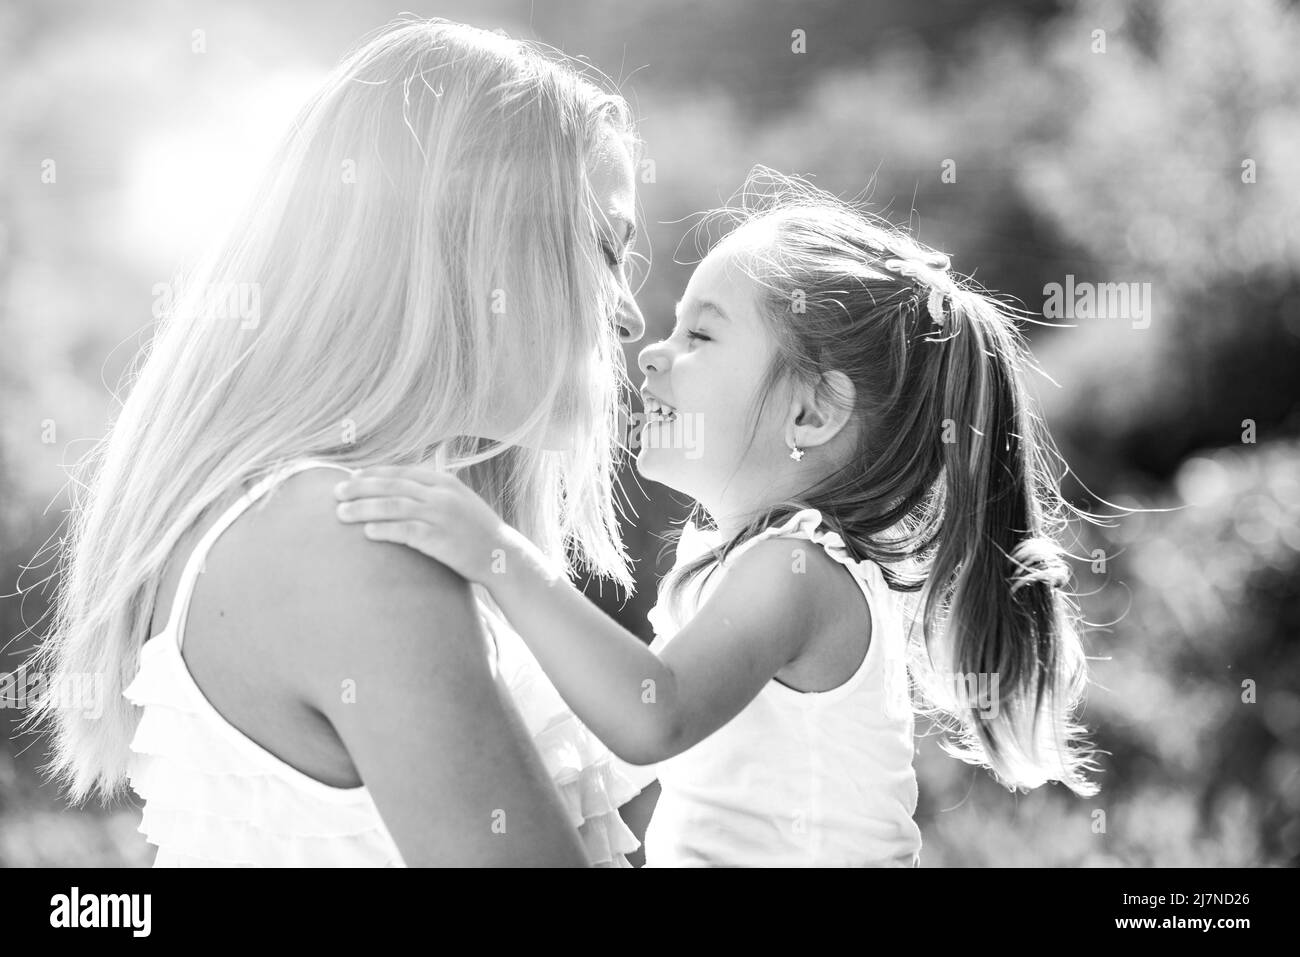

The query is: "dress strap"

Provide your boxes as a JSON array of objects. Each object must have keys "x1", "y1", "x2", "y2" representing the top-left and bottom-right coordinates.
[
  {"x1": 650, "y1": 508, "x2": 885, "y2": 640},
  {"x1": 724, "y1": 508, "x2": 878, "y2": 590},
  {"x1": 165, "y1": 459, "x2": 356, "y2": 650}
]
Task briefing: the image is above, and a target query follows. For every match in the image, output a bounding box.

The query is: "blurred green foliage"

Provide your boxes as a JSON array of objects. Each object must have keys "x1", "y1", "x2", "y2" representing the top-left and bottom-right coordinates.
[{"x1": 2, "y1": 0, "x2": 1297, "y2": 866}]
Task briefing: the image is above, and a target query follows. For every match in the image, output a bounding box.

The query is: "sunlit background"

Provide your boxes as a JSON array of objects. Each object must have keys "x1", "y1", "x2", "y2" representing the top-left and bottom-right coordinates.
[{"x1": 2, "y1": 0, "x2": 1298, "y2": 866}]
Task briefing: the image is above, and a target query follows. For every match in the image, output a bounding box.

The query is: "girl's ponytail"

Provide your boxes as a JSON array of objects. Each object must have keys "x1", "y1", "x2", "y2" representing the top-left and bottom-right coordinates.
[{"x1": 917, "y1": 281, "x2": 1098, "y2": 796}]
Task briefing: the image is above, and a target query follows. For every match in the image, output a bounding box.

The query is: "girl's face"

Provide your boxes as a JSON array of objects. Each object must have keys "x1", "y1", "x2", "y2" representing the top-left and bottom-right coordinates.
[{"x1": 636, "y1": 231, "x2": 794, "y2": 520}]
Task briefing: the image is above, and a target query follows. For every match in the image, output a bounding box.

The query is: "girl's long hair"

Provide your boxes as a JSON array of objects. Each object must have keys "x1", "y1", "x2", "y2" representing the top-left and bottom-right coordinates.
[
  {"x1": 665, "y1": 169, "x2": 1099, "y2": 797},
  {"x1": 24, "y1": 18, "x2": 638, "y2": 804}
]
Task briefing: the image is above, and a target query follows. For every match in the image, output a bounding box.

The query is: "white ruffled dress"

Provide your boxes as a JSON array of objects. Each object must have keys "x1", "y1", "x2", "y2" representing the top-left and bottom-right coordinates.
[
  {"x1": 641, "y1": 508, "x2": 922, "y2": 867},
  {"x1": 122, "y1": 459, "x2": 655, "y2": 867}
]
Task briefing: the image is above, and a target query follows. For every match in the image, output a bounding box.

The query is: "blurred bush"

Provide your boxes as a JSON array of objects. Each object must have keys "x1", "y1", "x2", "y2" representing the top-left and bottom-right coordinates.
[{"x1": 912, "y1": 440, "x2": 1300, "y2": 866}]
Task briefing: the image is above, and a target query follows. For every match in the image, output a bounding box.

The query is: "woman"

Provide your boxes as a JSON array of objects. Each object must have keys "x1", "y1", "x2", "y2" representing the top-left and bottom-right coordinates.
[{"x1": 26, "y1": 19, "x2": 651, "y2": 866}]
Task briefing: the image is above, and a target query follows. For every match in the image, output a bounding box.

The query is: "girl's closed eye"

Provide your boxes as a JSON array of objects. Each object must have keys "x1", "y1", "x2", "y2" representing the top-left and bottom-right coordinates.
[
  {"x1": 686, "y1": 329, "x2": 711, "y2": 344},
  {"x1": 601, "y1": 241, "x2": 624, "y2": 269}
]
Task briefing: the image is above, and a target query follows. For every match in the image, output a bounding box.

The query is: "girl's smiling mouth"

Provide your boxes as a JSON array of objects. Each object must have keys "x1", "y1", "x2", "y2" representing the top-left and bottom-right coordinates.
[{"x1": 641, "y1": 388, "x2": 679, "y2": 425}]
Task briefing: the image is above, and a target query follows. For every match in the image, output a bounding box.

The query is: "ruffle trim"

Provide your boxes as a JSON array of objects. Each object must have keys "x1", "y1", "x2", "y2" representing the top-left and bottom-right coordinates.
[
  {"x1": 727, "y1": 507, "x2": 887, "y2": 585},
  {"x1": 500, "y1": 640, "x2": 658, "y2": 865},
  {"x1": 647, "y1": 507, "x2": 887, "y2": 640},
  {"x1": 125, "y1": 628, "x2": 652, "y2": 867},
  {"x1": 131, "y1": 787, "x2": 403, "y2": 867},
  {"x1": 124, "y1": 637, "x2": 404, "y2": 866}
]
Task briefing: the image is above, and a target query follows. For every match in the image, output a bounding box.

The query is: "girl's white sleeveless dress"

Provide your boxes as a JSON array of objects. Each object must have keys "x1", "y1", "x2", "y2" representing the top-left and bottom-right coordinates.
[
  {"x1": 123, "y1": 459, "x2": 656, "y2": 867},
  {"x1": 640, "y1": 509, "x2": 922, "y2": 867}
]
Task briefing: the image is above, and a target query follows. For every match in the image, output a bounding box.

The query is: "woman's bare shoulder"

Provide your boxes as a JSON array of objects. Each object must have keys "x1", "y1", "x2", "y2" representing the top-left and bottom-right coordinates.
[
  {"x1": 198, "y1": 466, "x2": 489, "y2": 701},
  {"x1": 182, "y1": 467, "x2": 584, "y2": 865},
  {"x1": 246, "y1": 467, "x2": 471, "y2": 600}
]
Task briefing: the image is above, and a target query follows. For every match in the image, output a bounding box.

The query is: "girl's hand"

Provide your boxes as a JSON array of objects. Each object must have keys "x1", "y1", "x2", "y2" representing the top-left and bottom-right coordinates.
[{"x1": 333, "y1": 466, "x2": 510, "y2": 585}]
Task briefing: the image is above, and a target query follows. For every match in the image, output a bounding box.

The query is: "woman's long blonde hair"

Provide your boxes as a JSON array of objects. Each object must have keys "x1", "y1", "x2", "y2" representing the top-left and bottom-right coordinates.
[{"x1": 24, "y1": 18, "x2": 638, "y2": 804}]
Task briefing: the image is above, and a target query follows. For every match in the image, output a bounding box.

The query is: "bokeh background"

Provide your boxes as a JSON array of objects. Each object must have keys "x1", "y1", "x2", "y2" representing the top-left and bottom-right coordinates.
[{"x1": 2, "y1": 0, "x2": 1298, "y2": 866}]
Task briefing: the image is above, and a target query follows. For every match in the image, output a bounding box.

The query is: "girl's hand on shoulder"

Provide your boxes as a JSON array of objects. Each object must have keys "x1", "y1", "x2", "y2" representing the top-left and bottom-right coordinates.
[{"x1": 333, "y1": 465, "x2": 507, "y2": 584}]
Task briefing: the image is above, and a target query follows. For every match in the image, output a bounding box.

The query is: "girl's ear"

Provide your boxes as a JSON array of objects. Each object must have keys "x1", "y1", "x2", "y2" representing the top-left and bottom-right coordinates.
[{"x1": 787, "y1": 370, "x2": 856, "y2": 451}]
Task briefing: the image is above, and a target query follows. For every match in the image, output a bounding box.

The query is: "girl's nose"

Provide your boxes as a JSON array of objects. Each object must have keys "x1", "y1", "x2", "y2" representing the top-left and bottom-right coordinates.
[
  {"x1": 617, "y1": 294, "x2": 645, "y2": 344},
  {"x1": 637, "y1": 338, "x2": 670, "y2": 375}
]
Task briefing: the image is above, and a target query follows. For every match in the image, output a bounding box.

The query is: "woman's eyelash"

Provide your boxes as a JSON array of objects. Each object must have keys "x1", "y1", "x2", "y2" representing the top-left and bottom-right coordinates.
[
  {"x1": 601, "y1": 242, "x2": 624, "y2": 268},
  {"x1": 686, "y1": 330, "x2": 711, "y2": 343}
]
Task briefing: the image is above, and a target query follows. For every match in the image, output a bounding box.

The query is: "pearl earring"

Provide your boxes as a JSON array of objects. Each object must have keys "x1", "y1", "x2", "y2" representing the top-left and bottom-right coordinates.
[{"x1": 789, "y1": 445, "x2": 805, "y2": 462}]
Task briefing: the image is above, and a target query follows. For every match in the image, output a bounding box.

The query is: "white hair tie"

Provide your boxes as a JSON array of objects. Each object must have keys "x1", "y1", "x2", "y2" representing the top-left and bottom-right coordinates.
[{"x1": 885, "y1": 257, "x2": 951, "y2": 325}]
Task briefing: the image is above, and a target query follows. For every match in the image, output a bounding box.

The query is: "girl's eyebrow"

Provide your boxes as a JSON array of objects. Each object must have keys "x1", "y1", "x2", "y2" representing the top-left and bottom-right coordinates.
[{"x1": 674, "y1": 298, "x2": 730, "y2": 321}]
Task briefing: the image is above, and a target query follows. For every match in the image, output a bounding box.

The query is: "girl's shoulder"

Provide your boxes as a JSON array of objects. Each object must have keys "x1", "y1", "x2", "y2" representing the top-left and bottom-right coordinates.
[
  {"x1": 726, "y1": 508, "x2": 891, "y2": 597},
  {"x1": 650, "y1": 508, "x2": 889, "y2": 645}
]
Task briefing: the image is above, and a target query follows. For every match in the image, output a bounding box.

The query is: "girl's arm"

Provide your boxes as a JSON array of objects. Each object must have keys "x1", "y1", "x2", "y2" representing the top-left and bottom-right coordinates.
[{"x1": 334, "y1": 467, "x2": 844, "y2": 764}]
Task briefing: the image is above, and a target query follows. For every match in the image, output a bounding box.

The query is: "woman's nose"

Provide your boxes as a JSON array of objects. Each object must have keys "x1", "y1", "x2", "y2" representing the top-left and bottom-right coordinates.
[{"x1": 617, "y1": 293, "x2": 646, "y2": 344}]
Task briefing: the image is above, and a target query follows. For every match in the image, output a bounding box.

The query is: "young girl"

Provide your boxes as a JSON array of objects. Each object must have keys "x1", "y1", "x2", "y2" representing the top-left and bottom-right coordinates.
[{"x1": 335, "y1": 170, "x2": 1100, "y2": 866}]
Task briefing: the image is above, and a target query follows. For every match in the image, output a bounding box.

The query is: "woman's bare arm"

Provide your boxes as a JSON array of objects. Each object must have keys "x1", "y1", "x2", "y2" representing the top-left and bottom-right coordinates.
[{"x1": 252, "y1": 470, "x2": 588, "y2": 866}]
